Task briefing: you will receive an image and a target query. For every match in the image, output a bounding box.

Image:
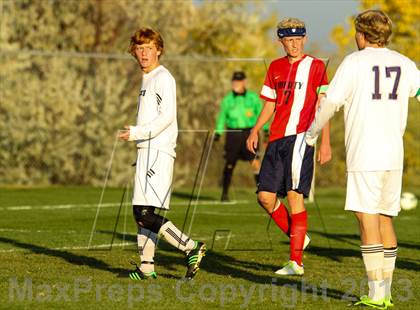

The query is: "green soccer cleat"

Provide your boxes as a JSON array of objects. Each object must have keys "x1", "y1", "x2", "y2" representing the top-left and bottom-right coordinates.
[
  {"x1": 384, "y1": 297, "x2": 394, "y2": 308},
  {"x1": 275, "y1": 260, "x2": 304, "y2": 276},
  {"x1": 353, "y1": 295, "x2": 386, "y2": 309},
  {"x1": 128, "y1": 260, "x2": 157, "y2": 280},
  {"x1": 185, "y1": 241, "x2": 207, "y2": 280}
]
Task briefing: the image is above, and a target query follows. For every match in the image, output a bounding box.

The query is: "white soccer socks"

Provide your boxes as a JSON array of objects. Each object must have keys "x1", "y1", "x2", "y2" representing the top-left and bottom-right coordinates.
[
  {"x1": 159, "y1": 221, "x2": 196, "y2": 253},
  {"x1": 137, "y1": 227, "x2": 157, "y2": 273},
  {"x1": 137, "y1": 222, "x2": 197, "y2": 273},
  {"x1": 383, "y1": 247, "x2": 398, "y2": 299},
  {"x1": 360, "y1": 244, "x2": 397, "y2": 302},
  {"x1": 360, "y1": 244, "x2": 385, "y2": 302}
]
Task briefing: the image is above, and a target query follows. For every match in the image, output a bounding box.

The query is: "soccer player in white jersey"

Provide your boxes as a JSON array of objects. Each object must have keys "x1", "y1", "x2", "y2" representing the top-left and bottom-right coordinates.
[
  {"x1": 247, "y1": 18, "x2": 332, "y2": 276},
  {"x1": 306, "y1": 10, "x2": 419, "y2": 309},
  {"x1": 119, "y1": 28, "x2": 206, "y2": 280}
]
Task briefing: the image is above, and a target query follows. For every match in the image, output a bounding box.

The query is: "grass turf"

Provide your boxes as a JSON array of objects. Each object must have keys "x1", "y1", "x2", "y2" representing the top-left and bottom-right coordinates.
[{"x1": 0, "y1": 186, "x2": 419, "y2": 309}]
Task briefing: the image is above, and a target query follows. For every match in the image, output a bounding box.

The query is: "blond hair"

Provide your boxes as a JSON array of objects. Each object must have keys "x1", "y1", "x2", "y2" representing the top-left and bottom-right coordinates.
[
  {"x1": 277, "y1": 18, "x2": 306, "y2": 30},
  {"x1": 355, "y1": 10, "x2": 392, "y2": 46},
  {"x1": 128, "y1": 28, "x2": 164, "y2": 58}
]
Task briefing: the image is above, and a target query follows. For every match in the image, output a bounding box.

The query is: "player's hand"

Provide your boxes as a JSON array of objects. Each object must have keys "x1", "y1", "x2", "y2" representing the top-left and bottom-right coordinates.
[
  {"x1": 305, "y1": 135, "x2": 316, "y2": 147},
  {"x1": 213, "y1": 134, "x2": 221, "y2": 142},
  {"x1": 317, "y1": 142, "x2": 332, "y2": 165},
  {"x1": 118, "y1": 125, "x2": 131, "y2": 141},
  {"x1": 246, "y1": 130, "x2": 258, "y2": 154}
]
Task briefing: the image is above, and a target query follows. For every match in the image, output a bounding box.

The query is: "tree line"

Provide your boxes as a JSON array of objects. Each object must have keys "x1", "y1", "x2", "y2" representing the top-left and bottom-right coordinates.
[{"x1": 1, "y1": 0, "x2": 418, "y2": 189}]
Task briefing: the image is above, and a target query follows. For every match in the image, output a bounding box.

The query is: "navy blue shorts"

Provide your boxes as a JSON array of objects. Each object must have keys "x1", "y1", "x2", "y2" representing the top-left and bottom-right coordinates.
[{"x1": 258, "y1": 133, "x2": 314, "y2": 198}]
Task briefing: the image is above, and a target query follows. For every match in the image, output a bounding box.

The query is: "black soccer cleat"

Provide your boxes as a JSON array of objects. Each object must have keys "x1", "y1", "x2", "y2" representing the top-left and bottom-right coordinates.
[
  {"x1": 185, "y1": 242, "x2": 206, "y2": 280},
  {"x1": 221, "y1": 193, "x2": 230, "y2": 202},
  {"x1": 128, "y1": 260, "x2": 157, "y2": 280}
]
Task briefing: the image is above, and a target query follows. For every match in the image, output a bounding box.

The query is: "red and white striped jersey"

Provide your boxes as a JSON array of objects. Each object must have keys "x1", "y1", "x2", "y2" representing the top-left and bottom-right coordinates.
[{"x1": 260, "y1": 55, "x2": 328, "y2": 142}]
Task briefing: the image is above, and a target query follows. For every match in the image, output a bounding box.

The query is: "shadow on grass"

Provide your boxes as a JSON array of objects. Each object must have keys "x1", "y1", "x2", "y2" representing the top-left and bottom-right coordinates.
[
  {"x1": 204, "y1": 249, "x2": 358, "y2": 302},
  {"x1": 0, "y1": 236, "x2": 128, "y2": 276},
  {"x1": 96, "y1": 230, "x2": 356, "y2": 302},
  {"x1": 304, "y1": 231, "x2": 420, "y2": 271},
  {"x1": 0, "y1": 232, "x2": 361, "y2": 302},
  {"x1": 309, "y1": 230, "x2": 420, "y2": 252},
  {"x1": 98, "y1": 228, "x2": 420, "y2": 275},
  {"x1": 7, "y1": 227, "x2": 414, "y2": 303}
]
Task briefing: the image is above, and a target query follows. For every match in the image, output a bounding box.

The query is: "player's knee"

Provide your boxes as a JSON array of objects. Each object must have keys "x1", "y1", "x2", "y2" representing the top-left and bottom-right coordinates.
[
  {"x1": 133, "y1": 205, "x2": 152, "y2": 227},
  {"x1": 287, "y1": 190, "x2": 303, "y2": 202},
  {"x1": 257, "y1": 193, "x2": 273, "y2": 211},
  {"x1": 133, "y1": 205, "x2": 168, "y2": 234}
]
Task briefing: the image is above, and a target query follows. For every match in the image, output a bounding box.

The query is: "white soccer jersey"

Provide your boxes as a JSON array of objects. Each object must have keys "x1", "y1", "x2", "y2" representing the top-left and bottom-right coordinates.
[
  {"x1": 320, "y1": 47, "x2": 419, "y2": 171},
  {"x1": 129, "y1": 65, "x2": 178, "y2": 157}
]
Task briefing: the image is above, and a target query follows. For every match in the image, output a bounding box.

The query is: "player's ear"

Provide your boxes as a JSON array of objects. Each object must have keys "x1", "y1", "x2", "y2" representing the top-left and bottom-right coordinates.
[
  {"x1": 157, "y1": 49, "x2": 162, "y2": 56},
  {"x1": 302, "y1": 35, "x2": 307, "y2": 44},
  {"x1": 355, "y1": 32, "x2": 366, "y2": 50}
]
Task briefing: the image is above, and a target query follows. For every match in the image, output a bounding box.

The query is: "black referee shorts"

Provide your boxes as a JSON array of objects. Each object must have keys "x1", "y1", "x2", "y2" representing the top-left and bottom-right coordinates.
[
  {"x1": 257, "y1": 133, "x2": 314, "y2": 198},
  {"x1": 224, "y1": 128, "x2": 258, "y2": 164}
]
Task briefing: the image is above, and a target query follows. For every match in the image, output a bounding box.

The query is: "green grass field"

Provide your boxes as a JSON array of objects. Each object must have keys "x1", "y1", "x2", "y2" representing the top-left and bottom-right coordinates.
[{"x1": 0, "y1": 186, "x2": 419, "y2": 309}]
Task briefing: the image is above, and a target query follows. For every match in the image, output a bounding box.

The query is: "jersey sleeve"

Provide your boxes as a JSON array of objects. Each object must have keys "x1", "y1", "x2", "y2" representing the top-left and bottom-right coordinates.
[
  {"x1": 215, "y1": 95, "x2": 228, "y2": 135},
  {"x1": 307, "y1": 55, "x2": 354, "y2": 144},
  {"x1": 325, "y1": 55, "x2": 355, "y2": 109},
  {"x1": 252, "y1": 93, "x2": 270, "y2": 131},
  {"x1": 315, "y1": 60, "x2": 329, "y2": 94},
  {"x1": 130, "y1": 72, "x2": 176, "y2": 140},
  {"x1": 407, "y1": 60, "x2": 420, "y2": 100},
  {"x1": 260, "y1": 63, "x2": 277, "y2": 102}
]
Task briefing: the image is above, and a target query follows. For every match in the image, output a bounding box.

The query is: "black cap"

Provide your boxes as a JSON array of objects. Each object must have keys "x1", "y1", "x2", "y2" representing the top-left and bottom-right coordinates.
[{"x1": 232, "y1": 71, "x2": 246, "y2": 81}]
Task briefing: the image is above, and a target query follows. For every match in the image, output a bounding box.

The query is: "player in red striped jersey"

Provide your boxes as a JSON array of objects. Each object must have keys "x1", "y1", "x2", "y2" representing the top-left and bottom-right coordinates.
[{"x1": 247, "y1": 18, "x2": 332, "y2": 275}]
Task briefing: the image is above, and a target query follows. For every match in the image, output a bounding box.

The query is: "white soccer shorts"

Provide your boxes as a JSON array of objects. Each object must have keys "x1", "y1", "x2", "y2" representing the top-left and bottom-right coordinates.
[
  {"x1": 132, "y1": 148, "x2": 174, "y2": 209},
  {"x1": 345, "y1": 170, "x2": 402, "y2": 216}
]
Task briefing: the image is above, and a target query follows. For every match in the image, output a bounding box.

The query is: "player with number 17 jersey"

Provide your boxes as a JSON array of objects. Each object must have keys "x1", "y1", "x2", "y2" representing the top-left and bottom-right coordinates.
[
  {"x1": 317, "y1": 48, "x2": 418, "y2": 172},
  {"x1": 305, "y1": 10, "x2": 419, "y2": 308}
]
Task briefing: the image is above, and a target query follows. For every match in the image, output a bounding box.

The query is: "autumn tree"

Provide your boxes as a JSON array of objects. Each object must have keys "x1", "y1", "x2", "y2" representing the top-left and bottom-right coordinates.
[
  {"x1": 0, "y1": 0, "x2": 278, "y2": 186},
  {"x1": 331, "y1": 0, "x2": 419, "y2": 61}
]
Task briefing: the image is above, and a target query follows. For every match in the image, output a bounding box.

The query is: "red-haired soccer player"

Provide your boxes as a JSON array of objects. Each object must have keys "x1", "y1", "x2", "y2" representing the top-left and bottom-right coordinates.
[{"x1": 119, "y1": 28, "x2": 206, "y2": 281}]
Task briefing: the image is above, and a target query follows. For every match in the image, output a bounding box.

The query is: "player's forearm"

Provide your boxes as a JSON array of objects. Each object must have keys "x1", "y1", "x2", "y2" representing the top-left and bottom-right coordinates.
[
  {"x1": 251, "y1": 101, "x2": 275, "y2": 134},
  {"x1": 320, "y1": 121, "x2": 330, "y2": 146},
  {"x1": 129, "y1": 111, "x2": 174, "y2": 141},
  {"x1": 306, "y1": 97, "x2": 337, "y2": 145}
]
